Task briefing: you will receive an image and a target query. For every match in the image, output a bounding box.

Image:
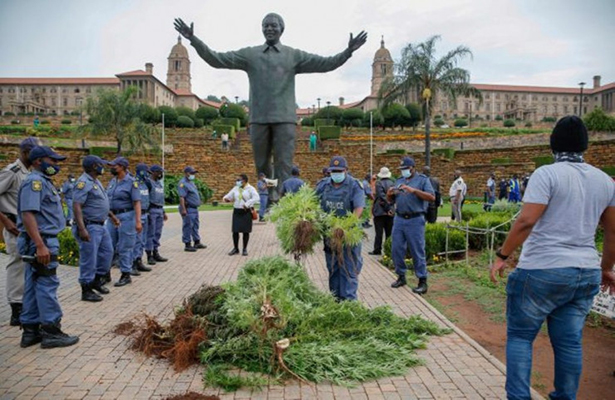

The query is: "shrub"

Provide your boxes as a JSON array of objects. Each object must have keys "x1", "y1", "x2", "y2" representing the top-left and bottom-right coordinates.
[
  {"x1": 318, "y1": 126, "x2": 341, "y2": 140},
  {"x1": 383, "y1": 223, "x2": 465, "y2": 264},
  {"x1": 466, "y1": 212, "x2": 513, "y2": 250},
  {"x1": 584, "y1": 107, "x2": 615, "y2": 132},
  {"x1": 490, "y1": 200, "x2": 521, "y2": 214},
  {"x1": 58, "y1": 228, "x2": 79, "y2": 266},
  {"x1": 301, "y1": 117, "x2": 314, "y2": 126},
  {"x1": 217, "y1": 117, "x2": 240, "y2": 132},
  {"x1": 503, "y1": 119, "x2": 515, "y2": 127},
  {"x1": 600, "y1": 166, "x2": 615, "y2": 177},
  {"x1": 219, "y1": 103, "x2": 246, "y2": 123},
  {"x1": 61, "y1": 119, "x2": 72, "y2": 125},
  {"x1": 194, "y1": 118, "x2": 204, "y2": 128},
  {"x1": 211, "y1": 123, "x2": 235, "y2": 139},
  {"x1": 381, "y1": 103, "x2": 410, "y2": 127},
  {"x1": 314, "y1": 118, "x2": 335, "y2": 129},
  {"x1": 163, "y1": 174, "x2": 214, "y2": 205},
  {"x1": 433, "y1": 117, "x2": 445, "y2": 127},
  {"x1": 41, "y1": 120, "x2": 50, "y2": 125},
  {"x1": 158, "y1": 106, "x2": 178, "y2": 127},
  {"x1": 524, "y1": 122, "x2": 532, "y2": 128},
  {"x1": 70, "y1": 110, "x2": 81, "y2": 116},
  {"x1": 89, "y1": 146, "x2": 116, "y2": 157},
  {"x1": 532, "y1": 155, "x2": 553, "y2": 168},
  {"x1": 4, "y1": 112, "x2": 15, "y2": 116},
  {"x1": 385, "y1": 149, "x2": 406, "y2": 155},
  {"x1": 491, "y1": 157, "x2": 511, "y2": 164},
  {"x1": 542, "y1": 116, "x2": 556, "y2": 123},
  {"x1": 454, "y1": 118, "x2": 468, "y2": 127},
  {"x1": 176, "y1": 106, "x2": 195, "y2": 120},
  {"x1": 176, "y1": 115, "x2": 194, "y2": 128},
  {"x1": 432, "y1": 148, "x2": 455, "y2": 159},
  {"x1": 341, "y1": 108, "x2": 365, "y2": 127},
  {"x1": 313, "y1": 105, "x2": 343, "y2": 123},
  {"x1": 195, "y1": 106, "x2": 219, "y2": 125},
  {"x1": 140, "y1": 104, "x2": 161, "y2": 124},
  {"x1": 11, "y1": 120, "x2": 19, "y2": 125},
  {"x1": 495, "y1": 115, "x2": 503, "y2": 121}
]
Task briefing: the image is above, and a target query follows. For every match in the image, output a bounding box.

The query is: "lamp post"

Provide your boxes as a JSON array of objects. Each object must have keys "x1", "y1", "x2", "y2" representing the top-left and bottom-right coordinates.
[
  {"x1": 326, "y1": 101, "x2": 331, "y2": 122},
  {"x1": 317, "y1": 98, "x2": 321, "y2": 110},
  {"x1": 235, "y1": 96, "x2": 238, "y2": 104},
  {"x1": 578, "y1": 82, "x2": 586, "y2": 117}
]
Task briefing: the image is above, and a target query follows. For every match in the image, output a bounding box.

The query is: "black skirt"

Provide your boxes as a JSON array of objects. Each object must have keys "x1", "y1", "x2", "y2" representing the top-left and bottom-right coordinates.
[{"x1": 232, "y1": 208, "x2": 253, "y2": 233}]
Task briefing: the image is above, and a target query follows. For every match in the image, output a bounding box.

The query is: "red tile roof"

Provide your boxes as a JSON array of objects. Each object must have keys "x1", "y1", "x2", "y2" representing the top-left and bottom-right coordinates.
[
  {"x1": 0, "y1": 77, "x2": 120, "y2": 85},
  {"x1": 472, "y1": 83, "x2": 582, "y2": 94},
  {"x1": 173, "y1": 88, "x2": 194, "y2": 96},
  {"x1": 115, "y1": 70, "x2": 151, "y2": 77}
]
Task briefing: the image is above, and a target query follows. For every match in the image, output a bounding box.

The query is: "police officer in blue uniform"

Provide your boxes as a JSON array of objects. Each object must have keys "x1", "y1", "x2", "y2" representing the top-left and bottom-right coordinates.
[
  {"x1": 315, "y1": 167, "x2": 330, "y2": 193},
  {"x1": 257, "y1": 172, "x2": 268, "y2": 222},
  {"x1": 17, "y1": 146, "x2": 79, "y2": 348},
  {"x1": 131, "y1": 163, "x2": 153, "y2": 273},
  {"x1": 280, "y1": 166, "x2": 305, "y2": 197},
  {"x1": 145, "y1": 164, "x2": 168, "y2": 265},
  {"x1": 72, "y1": 155, "x2": 119, "y2": 302},
  {"x1": 178, "y1": 166, "x2": 205, "y2": 252},
  {"x1": 60, "y1": 174, "x2": 75, "y2": 226},
  {"x1": 388, "y1": 157, "x2": 435, "y2": 294},
  {"x1": 106, "y1": 157, "x2": 142, "y2": 287},
  {"x1": 316, "y1": 156, "x2": 365, "y2": 301}
]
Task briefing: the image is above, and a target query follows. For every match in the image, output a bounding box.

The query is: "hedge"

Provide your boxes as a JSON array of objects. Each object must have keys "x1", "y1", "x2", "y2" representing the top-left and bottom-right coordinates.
[
  {"x1": 601, "y1": 166, "x2": 615, "y2": 176},
  {"x1": 89, "y1": 146, "x2": 116, "y2": 157},
  {"x1": 176, "y1": 115, "x2": 195, "y2": 128},
  {"x1": 317, "y1": 126, "x2": 341, "y2": 140},
  {"x1": 432, "y1": 148, "x2": 455, "y2": 159},
  {"x1": 532, "y1": 155, "x2": 553, "y2": 168},
  {"x1": 385, "y1": 149, "x2": 406, "y2": 155},
  {"x1": 217, "y1": 117, "x2": 240, "y2": 132},
  {"x1": 314, "y1": 119, "x2": 335, "y2": 129},
  {"x1": 491, "y1": 157, "x2": 511, "y2": 164},
  {"x1": 383, "y1": 223, "x2": 465, "y2": 264},
  {"x1": 211, "y1": 124, "x2": 236, "y2": 139}
]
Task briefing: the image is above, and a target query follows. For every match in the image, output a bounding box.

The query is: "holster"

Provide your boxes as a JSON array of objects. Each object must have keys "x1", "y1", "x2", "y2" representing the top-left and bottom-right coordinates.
[{"x1": 22, "y1": 234, "x2": 58, "y2": 277}]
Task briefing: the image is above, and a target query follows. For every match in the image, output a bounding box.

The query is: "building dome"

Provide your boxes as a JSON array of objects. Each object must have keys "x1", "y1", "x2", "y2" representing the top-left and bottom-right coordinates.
[
  {"x1": 374, "y1": 37, "x2": 392, "y2": 62},
  {"x1": 169, "y1": 36, "x2": 189, "y2": 58}
]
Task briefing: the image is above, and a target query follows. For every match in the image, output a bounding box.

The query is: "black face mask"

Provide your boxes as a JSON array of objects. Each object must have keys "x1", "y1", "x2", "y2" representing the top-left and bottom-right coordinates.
[{"x1": 110, "y1": 168, "x2": 119, "y2": 176}]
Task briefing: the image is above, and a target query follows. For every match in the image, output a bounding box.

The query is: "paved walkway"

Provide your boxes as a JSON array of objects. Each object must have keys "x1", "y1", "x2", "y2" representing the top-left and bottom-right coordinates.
[{"x1": 0, "y1": 212, "x2": 542, "y2": 400}]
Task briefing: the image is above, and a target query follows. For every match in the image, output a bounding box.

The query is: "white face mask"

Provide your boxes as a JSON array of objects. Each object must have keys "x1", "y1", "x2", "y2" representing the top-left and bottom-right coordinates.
[
  {"x1": 236, "y1": 180, "x2": 242, "y2": 187},
  {"x1": 401, "y1": 169, "x2": 411, "y2": 178},
  {"x1": 188, "y1": 175, "x2": 196, "y2": 181}
]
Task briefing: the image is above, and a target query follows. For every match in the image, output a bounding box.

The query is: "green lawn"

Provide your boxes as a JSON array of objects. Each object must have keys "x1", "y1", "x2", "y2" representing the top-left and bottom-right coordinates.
[{"x1": 437, "y1": 201, "x2": 484, "y2": 217}]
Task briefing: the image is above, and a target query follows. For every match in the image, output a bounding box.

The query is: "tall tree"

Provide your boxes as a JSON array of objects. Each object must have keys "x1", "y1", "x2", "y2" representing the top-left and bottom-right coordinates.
[
  {"x1": 380, "y1": 35, "x2": 481, "y2": 166},
  {"x1": 83, "y1": 86, "x2": 158, "y2": 155}
]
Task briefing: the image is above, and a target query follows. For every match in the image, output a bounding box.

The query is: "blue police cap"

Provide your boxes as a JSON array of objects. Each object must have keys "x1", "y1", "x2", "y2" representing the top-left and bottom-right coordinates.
[
  {"x1": 110, "y1": 157, "x2": 129, "y2": 168},
  {"x1": 398, "y1": 156, "x2": 416, "y2": 169},
  {"x1": 291, "y1": 166, "x2": 300, "y2": 175},
  {"x1": 136, "y1": 163, "x2": 150, "y2": 173},
  {"x1": 150, "y1": 164, "x2": 164, "y2": 173},
  {"x1": 82, "y1": 155, "x2": 109, "y2": 169},
  {"x1": 20, "y1": 137, "x2": 41, "y2": 151},
  {"x1": 28, "y1": 146, "x2": 67, "y2": 162},
  {"x1": 328, "y1": 156, "x2": 348, "y2": 172},
  {"x1": 184, "y1": 166, "x2": 198, "y2": 174}
]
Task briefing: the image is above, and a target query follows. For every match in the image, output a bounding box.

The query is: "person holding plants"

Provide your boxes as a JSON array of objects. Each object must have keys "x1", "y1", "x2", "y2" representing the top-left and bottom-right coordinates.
[
  {"x1": 388, "y1": 157, "x2": 435, "y2": 294},
  {"x1": 145, "y1": 164, "x2": 168, "y2": 265},
  {"x1": 178, "y1": 166, "x2": 205, "y2": 252},
  {"x1": 490, "y1": 116, "x2": 615, "y2": 400},
  {"x1": 316, "y1": 156, "x2": 365, "y2": 301},
  {"x1": 72, "y1": 155, "x2": 119, "y2": 302},
  {"x1": 17, "y1": 146, "x2": 79, "y2": 348},
  {"x1": 106, "y1": 157, "x2": 142, "y2": 287},
  {"x1": 223, "y1": 174, "x2": 259, "y2": 256}
]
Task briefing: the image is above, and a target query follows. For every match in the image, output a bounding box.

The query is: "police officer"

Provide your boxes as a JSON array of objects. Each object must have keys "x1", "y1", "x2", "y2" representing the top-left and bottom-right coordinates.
[
  {"x1": 257, "y1": 172, "x2": 268, "y2": 222},
  {"x1": 280, "y1": 166, "x2": 304, "y2": 197},
  {"x1": 60, "y1": 174, "x2": 76, "y2": 226},
  {"x1": 0, "y1": 137, "x2": 39, "y2": 326},
  {"x1": 72, "y1": 156, "x2": 119, "y2": 302},
  {"x1": 106, "y1": 157, "x2": 142, "y2": 287},
  {"x1": 131, "y1": 163, "x2": 152, "y2": 273},
  {"x1": 18, "y1": 146, "x2": 79, "y2": 348},
  {"x1": 178, "y1": 166, "x2": 205, "y2": 252},
  {"x1": 388, "y1": 157, "x2": 435, "y2": 294},
  {"x1": 315, "y1": 167, "x2": 330, "y2": 192},
  {"x1": 316, "y1": 156, "x2": 365, "y2": 301},
  {"x1": 145, "y1": 164, "x2": 168, "y2": 265}
]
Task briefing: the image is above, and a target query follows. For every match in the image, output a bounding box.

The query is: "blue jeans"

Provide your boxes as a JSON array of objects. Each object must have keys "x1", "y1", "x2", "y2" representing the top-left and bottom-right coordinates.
[
  {"x1": 259, "y1": 194, "x2": 268, "y2": 219},
  {"x1": 505, "y1": 267, "x2": 601, "y2": 400},
  {"x1": 392, "y1": 215, "x2": 427, "y2": 279}
]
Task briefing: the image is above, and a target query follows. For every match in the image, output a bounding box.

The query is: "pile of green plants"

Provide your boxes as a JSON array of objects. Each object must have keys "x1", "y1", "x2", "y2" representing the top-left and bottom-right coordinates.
[
  {"x1": 189, "y1": 257, "x2": 447, "y2": 390},
  {"x1": 268, "y1": 186, "x2": 326, "y2": 258},
  {"x1": 163, "y1": 174, "x2": 214, "y2": 205}
]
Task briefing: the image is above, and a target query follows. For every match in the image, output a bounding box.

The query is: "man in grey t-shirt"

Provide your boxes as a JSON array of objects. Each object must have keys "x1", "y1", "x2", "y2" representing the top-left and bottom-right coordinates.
[{"x1": 490, "y1": 116, "x2": 615, "y2": 400}]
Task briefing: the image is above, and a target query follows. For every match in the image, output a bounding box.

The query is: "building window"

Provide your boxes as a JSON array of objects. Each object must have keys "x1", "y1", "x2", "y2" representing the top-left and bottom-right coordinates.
[
  {"x1": 542, "y1": 96, "x2": 548, "y2": 101},
  {"x1": 63, "y1": 98, "x2": 68, "y2": 107},
  {"x1": 564, "y1": 105, "x2": 568, "y2": 113},
  {"x1": 552, "y1": 96, "x2": 557, "y2": 101},
  {"x1": 563, "y1": 96, "x2": 568, "y2": 102},
  {"x1": 505, "y1": 94, "x2": 509, "y2": 100},
  {"x1": 381, "y1": 64, "x2": 387, "y2": 76},
  {"x1": 62, "y1": 88, "x2": 67, "y2": 93},
  {"x1": 86, "y1": 87, "x2": 91, "y2": 93},
  {"x1": 496, "y1": 103, "x2": 501, "y2": 112},
  {"x1": 74, "y1": 88, "x2": 80, "y2": 93},
  {"x1": 495, "y1": 93, "x2": 500, "y2": 99},
  {"x1": 583, "y1": 96, "x2": 589, "y2": 103},
  {"x1": 521, "y1": 95, "x2": 526, "y2": 100},
  {"x1": 51, "y1": 88, "x2": 57, "y2": 93}
]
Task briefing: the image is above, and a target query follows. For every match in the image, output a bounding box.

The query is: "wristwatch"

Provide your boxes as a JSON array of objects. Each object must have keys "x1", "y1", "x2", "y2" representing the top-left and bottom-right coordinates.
[{"x1": 495, "y1": 248, "x2": 509, "y2": 260}]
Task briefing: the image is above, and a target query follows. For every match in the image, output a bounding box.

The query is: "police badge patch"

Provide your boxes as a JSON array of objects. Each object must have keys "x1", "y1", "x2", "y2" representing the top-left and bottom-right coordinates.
[
  {"x1": 76, "y1": 181, "x2": 86, "y2": 190},
  {"x1": 32, "y1": 181, "x2": 42, "y2": 191},
  {"x1": 133, "y1": 181, "x2": 139, "y2": 188}
]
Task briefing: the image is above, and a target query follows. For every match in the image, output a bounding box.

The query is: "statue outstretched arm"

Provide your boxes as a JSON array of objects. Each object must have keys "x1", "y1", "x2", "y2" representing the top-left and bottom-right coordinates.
[
  {"x1": 295, "y1": 30, "x2": 367, "y2": 74},
  {"x1": 174, "y1": 18, "x2": 248, "y2": 70}
]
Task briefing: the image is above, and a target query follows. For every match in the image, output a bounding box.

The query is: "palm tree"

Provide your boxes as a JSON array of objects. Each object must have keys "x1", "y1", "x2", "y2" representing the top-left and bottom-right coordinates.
[
  {"x1": 379, "y1": 35, "x2": 481, "y2": 166},
  {"x1": 82, "y1": 86, "x2": 159, "y2": 155}
]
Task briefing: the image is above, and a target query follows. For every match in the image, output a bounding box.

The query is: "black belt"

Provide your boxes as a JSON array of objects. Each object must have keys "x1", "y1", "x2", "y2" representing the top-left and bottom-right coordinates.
[
  {"x1": 4, "y1": 213, "x2": 17, "y2": 224},
  {"x1": 111, "y1": 208, "x2": 133, "y2": 215},
  {"x1": 150, "y1": 204, "x2": 163, "y2": 209},
  {"x1": 396, "y1": 212, "x2": 424, "y2": 219},
  {"x1": 85, "y1": 220, "x2": 105, "y2": 226},
  {"x1": 187, "y1": 206, "x2": 199, "y2": 210}
]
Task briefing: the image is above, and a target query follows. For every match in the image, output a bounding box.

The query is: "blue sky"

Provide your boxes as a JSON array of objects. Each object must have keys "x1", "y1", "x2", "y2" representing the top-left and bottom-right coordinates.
[{"x1": 1, "y1": 0, "x2": 613, "y2": 108}]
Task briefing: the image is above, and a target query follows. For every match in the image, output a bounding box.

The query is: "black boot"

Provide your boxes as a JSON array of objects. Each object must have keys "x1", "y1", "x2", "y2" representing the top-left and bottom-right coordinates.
[
  {"x1": 129, "y1": 260, "x2": 141, "y2": 276},
  {"x1": 20, "y1": 323, "x2": 42, "y2": 348},
  {"x1": 153, "y1": 250, "x2": 168, "y2": 262},
  {"x1": 146, "y1": 251, "x2": 157, "y2": 265},
  {"x1": 102, "y1": 272, "x2": 112, "y2": 283},
  {"x1": 81, "y1": 283, "x2": 103, "y2": 302},
  {"x1": 40, "y1": 322, "x2": 79, "y2": 349},
  {"x1": 184, "y1": 243, "x2": 197, "y2": 252},
  {"x1": 135, "y1": 258, "x2": 151, "y2": 272},
  {"x1": 412, "y1": 278, "x2": 428, "y2": 295},
  {"x1": 391, "y1": 274, "x2": 407, "y2": 288},
  {"x1": 9, "y1": 303, "x2": 22, "y2": 327},
  {"x1": 194, "y1": 241, "x2": 207, "y2": 249},
  {"x1": 92, "y1": 274, "x2": 110, "y2": 295},
  {"x1": 114, "y1": 272, "x2": 132, "y2": 287}
]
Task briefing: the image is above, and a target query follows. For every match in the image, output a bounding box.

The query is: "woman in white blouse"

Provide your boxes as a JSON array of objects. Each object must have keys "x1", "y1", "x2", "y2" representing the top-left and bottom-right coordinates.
[{"x1": 222, "y1": 174, "x2": 259, "y2": 256}]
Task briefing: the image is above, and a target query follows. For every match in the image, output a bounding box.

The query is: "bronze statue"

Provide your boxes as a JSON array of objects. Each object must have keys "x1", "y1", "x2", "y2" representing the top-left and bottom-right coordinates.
[{"x1": 174, "y1": 13, "x2": 367, "y2": 193}]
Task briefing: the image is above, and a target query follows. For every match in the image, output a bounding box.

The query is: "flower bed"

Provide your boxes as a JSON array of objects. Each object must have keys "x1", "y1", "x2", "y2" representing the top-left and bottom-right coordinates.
[{"x1": 342, "y1": 131, "x2": 488, "y2": 142}]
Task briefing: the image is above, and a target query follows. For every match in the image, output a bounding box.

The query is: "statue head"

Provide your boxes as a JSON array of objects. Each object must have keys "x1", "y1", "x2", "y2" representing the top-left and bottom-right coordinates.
[{"x1": 262, "y1": 13, "x2": 284, "y2": 46}]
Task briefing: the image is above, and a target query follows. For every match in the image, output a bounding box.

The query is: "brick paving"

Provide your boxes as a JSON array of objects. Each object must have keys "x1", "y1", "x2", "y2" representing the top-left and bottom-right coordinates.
[{"x1": 0, "y1": 211, "x2": 543, "y2": 400}]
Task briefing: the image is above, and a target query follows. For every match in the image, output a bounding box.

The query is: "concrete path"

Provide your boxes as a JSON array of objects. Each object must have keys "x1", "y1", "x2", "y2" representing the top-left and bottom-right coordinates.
[{"x1": 0, "y1": 211, "x2": 542, "y2": 400}]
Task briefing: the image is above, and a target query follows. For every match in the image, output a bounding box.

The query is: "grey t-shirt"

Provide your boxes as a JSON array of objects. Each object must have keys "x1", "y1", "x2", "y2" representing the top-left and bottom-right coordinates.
[{"x1": 517, "y1": 162, "x2": 615, "y2": 270}]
